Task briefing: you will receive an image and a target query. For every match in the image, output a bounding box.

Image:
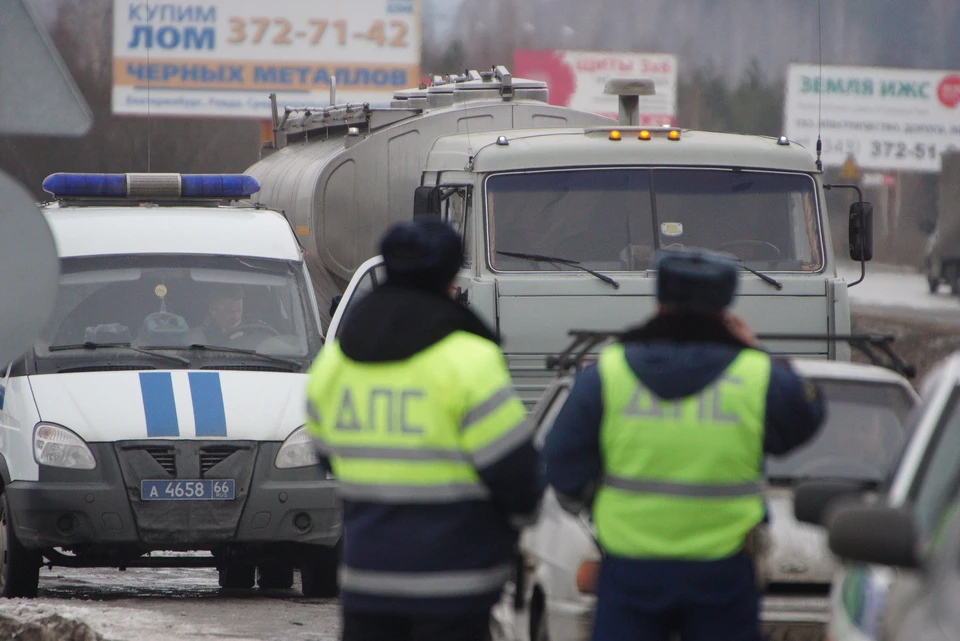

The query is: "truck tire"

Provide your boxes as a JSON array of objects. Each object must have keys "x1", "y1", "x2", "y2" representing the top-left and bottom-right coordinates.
[
  {"x1": 300, "y1": 544, "x2": 339, "y2": 598},
  {"x1": 0, "y1": 492, "x2": 40, "y2": 598},
  {"x1": 929, "y1": 276, "x2": 940, "y2": 294},
  {"x1": 257, "y1": 563, "x2": 294, "y2": 589},
  {"x1": 218, "y1": 561, "x2": 255, "y2": 589}
]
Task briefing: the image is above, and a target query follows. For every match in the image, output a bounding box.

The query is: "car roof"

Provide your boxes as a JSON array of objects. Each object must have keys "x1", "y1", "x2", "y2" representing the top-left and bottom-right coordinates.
[
  {"x1": 42, "y1": 204, "x2": 301, "y2": 261},
  {"x1": 788, "y1": 358, "x2": 917, "y2": 392},
  {"x1": 549, "y1": 358, "x2": 917, "y2": 393}
]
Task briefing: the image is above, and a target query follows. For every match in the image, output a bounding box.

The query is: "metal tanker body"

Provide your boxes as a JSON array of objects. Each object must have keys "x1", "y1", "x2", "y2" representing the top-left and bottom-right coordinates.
[{"x1": 247, "y1": 67, "x2": 611, "y2": 324}]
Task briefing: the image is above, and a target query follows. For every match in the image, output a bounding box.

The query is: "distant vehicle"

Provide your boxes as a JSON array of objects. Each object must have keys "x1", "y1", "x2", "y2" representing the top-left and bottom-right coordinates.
[
  {"x1": 0, "y1": 173, "x2": 338, "y2": 598},
  {"x1": 248, "y1": 66, "x2": 874, "y2": 409},
  {"x1": 490, "y1": 333, "x2": 918, "y2": 641},
  {"x1": 798, "y1": 351, "x2": 960, "y2": 641},
  {"x1": 922, "y1": 151, "x2": 960, "y2": 294}
]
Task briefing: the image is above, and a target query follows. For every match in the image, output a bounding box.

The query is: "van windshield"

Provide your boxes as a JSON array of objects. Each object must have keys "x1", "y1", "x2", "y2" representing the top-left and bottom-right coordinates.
[
  {"x1": 34, "y1": 254, "x2": 322, "y2": 373},
  {"x1": 486, "y1": 168, "x2": 822, "y2": 272}
]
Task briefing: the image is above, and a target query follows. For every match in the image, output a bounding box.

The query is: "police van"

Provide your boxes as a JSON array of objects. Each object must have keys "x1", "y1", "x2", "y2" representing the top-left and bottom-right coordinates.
[{"x1": 0, "y1": 173, "x2": 338, "y2": 598}]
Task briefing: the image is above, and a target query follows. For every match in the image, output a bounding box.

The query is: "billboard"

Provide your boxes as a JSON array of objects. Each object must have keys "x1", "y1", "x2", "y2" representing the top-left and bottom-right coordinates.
[
  {"x1": 785, "y1": 64, "x2": 960, "y2": 173},
  {"x1": 112, "y1": 0, "x2": 421, "y2": 118},
  {"x1": 513, "y1": 50, "x2": 677, "y2": 124}
]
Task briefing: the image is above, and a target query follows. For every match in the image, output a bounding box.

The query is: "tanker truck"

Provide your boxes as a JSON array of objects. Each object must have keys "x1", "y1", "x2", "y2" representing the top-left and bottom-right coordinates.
[{"x1": 246, "y1": 66, "x2": 870, "y2": 406}]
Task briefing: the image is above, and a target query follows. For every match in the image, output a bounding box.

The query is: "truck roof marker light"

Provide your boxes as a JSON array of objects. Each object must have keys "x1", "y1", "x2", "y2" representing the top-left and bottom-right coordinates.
[
  {"x1": 496, "y1": 135, "x2": 509, "y2": 146},
  {"x1": 42, "y1": 173, "x2": 261, "y2": 199},
  {"x1": 668, "y1": 130, "x2": 681, "y2": 141},
  {"x1": 777, "y1": 136, "x2": 791, "y2": 146},
  {"x1": 609, "y1": 130, "x2": 622, "y2": 141},
  {"x1": 638, "y1": 130, "x2": 652, "y2": 140}
]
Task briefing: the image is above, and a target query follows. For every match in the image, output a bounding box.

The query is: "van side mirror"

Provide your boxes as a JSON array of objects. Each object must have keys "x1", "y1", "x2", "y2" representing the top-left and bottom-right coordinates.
[
  {"x1": 849, "y1": 201, "x2": 873, "y2": 262},
  {"x1": 413, "y1": 186, "x2": 442, "y2": 218},
  {"x1": 828, "y1": 505, "x2": 919, "y2": 568}
]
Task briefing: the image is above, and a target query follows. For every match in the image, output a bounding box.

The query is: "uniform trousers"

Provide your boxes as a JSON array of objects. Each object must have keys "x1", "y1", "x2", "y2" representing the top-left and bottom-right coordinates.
[
  {"x1": 341, "y1": 611, "x2": 491, "y2": 641},
  {"x1": 591, "y1": 552, "x2": 763, "y2": 641}
]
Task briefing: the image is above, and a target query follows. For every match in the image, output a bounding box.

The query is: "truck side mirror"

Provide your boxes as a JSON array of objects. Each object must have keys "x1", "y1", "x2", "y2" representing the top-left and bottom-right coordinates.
[
  {"x1": 919, "y1": 219, "x2": 936, "y2": 235},
  {"x1": 849, "y1": 201, "x2": 873, "y2": 262},
  {"x1": 413, "y1": 186, "x2": 442, "y2": 218}
]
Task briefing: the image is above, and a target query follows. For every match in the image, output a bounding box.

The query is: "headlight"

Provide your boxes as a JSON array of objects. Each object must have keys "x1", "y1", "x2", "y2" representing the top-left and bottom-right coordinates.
[
  {"x1": 275, "y1": 426, "x2": 320, "y2": 469},
  {"x1": 33, "y1": 423, "x2": 96, "y2": 470}
]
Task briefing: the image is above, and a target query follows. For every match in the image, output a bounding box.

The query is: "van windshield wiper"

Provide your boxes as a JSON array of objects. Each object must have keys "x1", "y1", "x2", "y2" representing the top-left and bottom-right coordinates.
[
  {"x1": 735, "y1": 261, "x2": 782, "y2": 290},
  {"x1": 49, "y1": 342, "x2": 190, "y2": 366},
  {"x1": 185, "y1": 344, "x2": 302, "y2": 370},
  {"x1": 496, "y1": 251, "x2": 620, "y2": 289}
]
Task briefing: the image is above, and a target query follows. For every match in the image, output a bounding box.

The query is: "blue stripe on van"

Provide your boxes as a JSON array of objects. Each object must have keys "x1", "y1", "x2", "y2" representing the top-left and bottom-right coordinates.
[
  {"x1": 139, "y1": 372, "x2": 179, "y2": 437},
  {"x1": 188, "y1": 372, "x2": 227, "y2": 437}
]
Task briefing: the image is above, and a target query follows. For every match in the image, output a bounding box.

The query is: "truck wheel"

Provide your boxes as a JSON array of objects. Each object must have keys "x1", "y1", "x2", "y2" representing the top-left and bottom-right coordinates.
[
  {"x1": 257, "y1": 563, "x2": 294, "y2": 589},
  {"x1": 300, "y1": 544, "x2": 339, "y2": 598},
  {"x1": 218, "y1": 561, "x2": 255, "y2": 589},
  {"x1": 0, "y1": 493, "x2": 40, "y2": 598},
  {"x1": 929, "y1": 276, "x2": 940, "y2": 294},
  {"x1": 952, "y1": 277, "x2": 960, "y2": 296}
]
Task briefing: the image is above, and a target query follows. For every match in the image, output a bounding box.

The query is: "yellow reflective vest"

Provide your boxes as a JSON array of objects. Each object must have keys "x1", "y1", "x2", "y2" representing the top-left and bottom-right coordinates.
[{"x1": 593, "y1": 343, "x2": 770, "y2": 560}]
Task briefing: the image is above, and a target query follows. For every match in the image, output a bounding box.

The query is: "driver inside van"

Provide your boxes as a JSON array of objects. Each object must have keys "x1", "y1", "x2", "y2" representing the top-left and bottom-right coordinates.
[{"x1": 203, "y1": 285, "x2": 246, "y2": 345}]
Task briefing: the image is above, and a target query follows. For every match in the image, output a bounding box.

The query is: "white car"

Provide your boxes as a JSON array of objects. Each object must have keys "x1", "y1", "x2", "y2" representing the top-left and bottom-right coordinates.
[
  {"x1": 797, "y1": 351, "x2": 960, "y2": 641},
  {"x1": 491, "y1": 345, "x2": 918, "y2": 641}
]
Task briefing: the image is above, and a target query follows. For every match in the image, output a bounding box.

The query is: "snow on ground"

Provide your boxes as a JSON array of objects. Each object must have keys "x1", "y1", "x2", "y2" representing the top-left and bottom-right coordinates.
[{"x1": 838, "y1": 262, "x2": 960, "y2": 316}]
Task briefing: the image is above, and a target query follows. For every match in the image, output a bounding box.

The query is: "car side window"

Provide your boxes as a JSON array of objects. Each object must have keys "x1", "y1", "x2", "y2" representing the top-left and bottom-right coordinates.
[
  {"x1": 533, "y1": 385, "x2": 570, "y2": 450},
  {"x1": 331, "y1": 262, "x2": 387, "y2": 339}
]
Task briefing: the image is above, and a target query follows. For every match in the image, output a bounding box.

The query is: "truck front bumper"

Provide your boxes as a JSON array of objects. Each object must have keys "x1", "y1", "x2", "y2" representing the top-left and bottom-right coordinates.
[{"x1": 6, "y1": 441, "x2": 340, "y2": 550}]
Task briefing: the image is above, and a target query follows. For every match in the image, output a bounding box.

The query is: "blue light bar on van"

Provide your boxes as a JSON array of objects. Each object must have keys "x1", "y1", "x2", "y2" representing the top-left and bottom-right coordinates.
[{"x1": 42, "y1": 173, "x2": 261, "y2": 200}]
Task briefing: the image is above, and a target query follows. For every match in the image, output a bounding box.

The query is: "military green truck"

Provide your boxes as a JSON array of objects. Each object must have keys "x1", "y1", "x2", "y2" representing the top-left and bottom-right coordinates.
[{"x1": 246, "y1": 66, "x2": 871, "y2": 406}]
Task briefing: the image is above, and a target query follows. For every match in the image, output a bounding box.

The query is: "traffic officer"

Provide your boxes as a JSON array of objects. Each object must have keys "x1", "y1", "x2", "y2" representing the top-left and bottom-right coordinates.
[
  {"x1": 543, "y1": 249, "x2": 825, "y2": 641},
  {"x1": 305, "y1": 219, "x2": 543, "y2": 641}
]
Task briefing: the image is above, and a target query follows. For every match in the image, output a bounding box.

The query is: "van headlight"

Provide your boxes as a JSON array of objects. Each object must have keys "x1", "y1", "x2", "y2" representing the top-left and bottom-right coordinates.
[
  {"x1": 275, "y1": 426, "x2": 320, "y2": 469},
  {"x1": 33, "y1": 423, "x2": 96, "y2": 470}
]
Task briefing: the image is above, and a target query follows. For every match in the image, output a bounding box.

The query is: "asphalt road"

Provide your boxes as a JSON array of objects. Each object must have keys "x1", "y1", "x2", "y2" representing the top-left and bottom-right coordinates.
[{"x1": 0, "y1": 565, "x2": 341, "y2": 641}]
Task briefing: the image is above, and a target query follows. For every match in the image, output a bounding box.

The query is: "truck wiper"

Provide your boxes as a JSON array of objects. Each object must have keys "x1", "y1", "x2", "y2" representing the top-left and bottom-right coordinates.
[
  {"x1": 497, "y1": 251, "x2": 620, "y2": 289},
  {"x1": 49, "y1": 342, "x2": 190, "y2": 366},
  {"x1": 186, "y1": 344, "x2": 302, "y2": 370},
  {"x1": 735, "y1": 261, "x2": 782, "y2": 290}
]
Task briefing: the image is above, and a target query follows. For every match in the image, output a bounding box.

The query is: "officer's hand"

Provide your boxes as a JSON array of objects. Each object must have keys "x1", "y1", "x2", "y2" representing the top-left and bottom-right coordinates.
[{"x1": 722, "y1": 311, "x2": 758, "y2": 348}]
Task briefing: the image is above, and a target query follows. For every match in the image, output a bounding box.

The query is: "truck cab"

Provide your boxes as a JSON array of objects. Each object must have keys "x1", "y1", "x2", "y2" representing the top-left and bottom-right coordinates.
[
  {"x1": 0, "y1": 173, "x2": 339, "y2": 598},
  {"x1": 330, "y1": 125, "x2": 854, "y2": 406}
]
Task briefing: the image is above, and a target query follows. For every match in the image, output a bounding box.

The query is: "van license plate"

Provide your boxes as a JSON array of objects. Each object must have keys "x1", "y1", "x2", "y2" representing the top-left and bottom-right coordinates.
[{"x1": 141, "y1": 479, "x2": 235, "y2": 501}]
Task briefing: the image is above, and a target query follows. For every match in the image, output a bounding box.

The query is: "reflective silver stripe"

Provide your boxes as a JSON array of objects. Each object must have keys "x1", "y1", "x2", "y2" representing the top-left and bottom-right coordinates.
[
  {"x1": 340, "y1": 564, "x2": 511, "y2": 597},
  {"x1": 338, "y1": 482, "x2": 490, "y2": 503},
  {"x1": 461, "y1": 386, "x2": 515, "y2": 431},
  {"x1": 328, "y1": 445, "x2": 468, "y2": 463},
  {"x1": 470, "y1": 419, "x2": 535, "y2": 468},
  {"x1": 604, "y1": 475, "x2": 762, "y2": 497},
  {"x1": 305, "y1": 400, "x2": 321, "y2": 423}
]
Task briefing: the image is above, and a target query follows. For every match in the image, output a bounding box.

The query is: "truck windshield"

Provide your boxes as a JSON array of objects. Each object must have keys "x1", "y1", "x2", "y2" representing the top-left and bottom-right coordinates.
[
  {"x1": 33, "y1": 254, "x2": 322, "y2": 373},
  {"x1": 486, "y1": 168, "x2": 822, "y2": 272}
]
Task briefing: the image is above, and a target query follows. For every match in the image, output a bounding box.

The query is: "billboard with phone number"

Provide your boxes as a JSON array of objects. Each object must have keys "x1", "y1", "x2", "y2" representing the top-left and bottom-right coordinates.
[
  {"x1": 785, "y1": 63, "x2": 960, "y2": 173},
  {"x1": 112, "y1": 0, "x2": 421, "y2": 118}
]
